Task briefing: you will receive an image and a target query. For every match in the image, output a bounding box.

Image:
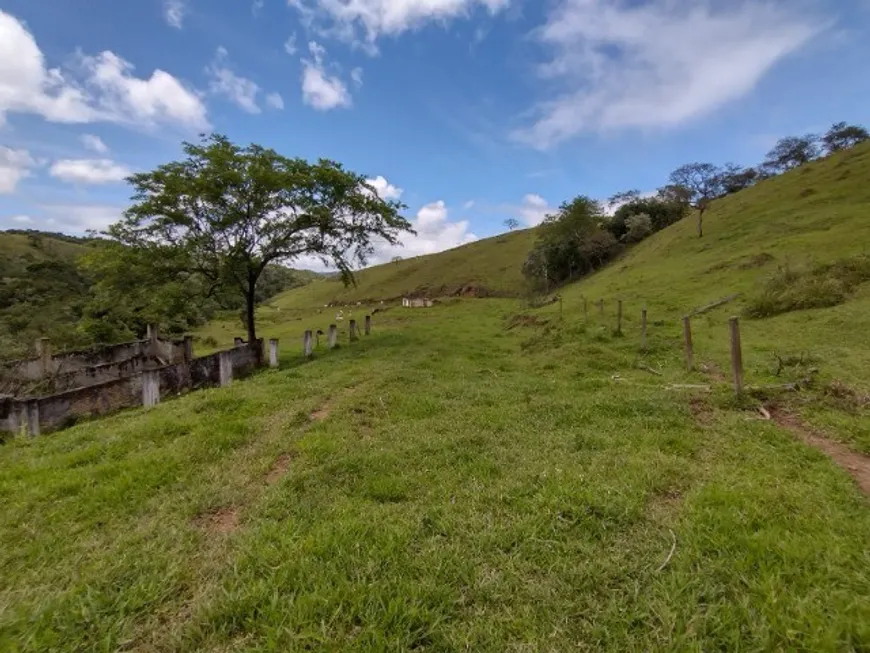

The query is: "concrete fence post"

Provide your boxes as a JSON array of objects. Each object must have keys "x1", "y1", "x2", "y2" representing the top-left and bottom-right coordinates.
[
  {"x1": 682, "y1": 316, "x2": 694, "y2": 372},
  {"x1": 328, "y1": 325, "x2": 338, "y2": 349},
  {"x1": 219, "y1": 351, "x2": 233, "y2": 387},
  {"x1": 35, "y1": 337, "x2": 51, "y2": 377},
  {"x1": 303, "y1": 331, "x2": 313, "y2": 358},
  {"x1": 641, "y1": 307, "x2": 648, "y2": 352},
  {"x1": 617, "y1": 300, "x2": 623, "y2": 335},
  {"x1": 233, "y1": 337, "x2": 244, "y2": 348},
  {"x1": 365, "y1": 315, "x2": 371, "y2": 336},
  {"x1": 349, "y1": 320, "x2": 358, "y2": 342},
  {"x1": 269, "y1": 339, "x2": 279, "y2": 368},
  {"x1": 142, "y1": 371, "x2": 160, "y2": 408},
  {"x1": 146, "y1": 324, "x2": 158, "y2": 341},
  {"x1": 729, "y1": 316, "x2": 744, "y2": 395},
  {"x1": 25, "y1": 401, "x2": 40, "y2": 437},
  {"x1": 183, "y1": 335, "x2": 194, "y2": 362}
]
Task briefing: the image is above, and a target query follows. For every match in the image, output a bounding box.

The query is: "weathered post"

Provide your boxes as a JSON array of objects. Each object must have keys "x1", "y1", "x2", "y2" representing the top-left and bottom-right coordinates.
[
  {"x1": 349, "y1": 320, "x2": 358, "y2": 342},
  {"x1": 303, "y1": 330, "x2": 313, "y2": 358},
  {"x1": 183, "y1": 335, "x2": 194, "y2": 362},
  {"x1": 583, "y1": 297, "x2": 588, "y2": 321},
  {"x1": 641, "y1": 307, "x2": 648, "y2": 352},
  {"x1": 233, "y1": 337, "x2": 244, "y2": 347},
  {"x1": 729, "y1": 316, "x2": 744, "y2": 395},
  {"x1": 328, "y1": 324, "x2": 338, "y2": 349},
  {"x1": 142, "y1": 370, "x2": 160, "y2": 408},
  {"x1": 218, "y1": 351, "x2": 233, "y2": 387},
  {"x1": 682, "y1": 316, "x2": 694, "y2": 372},
  {"x1": 146, "y1": 324, "x2": 158, "y2": 341},
  {"x1": 616, "y1": 300, "x2": 623, "y2": 335},
  {"x1": 269, "y1": 339, "x2": 279, "y2": 368},
  {"x1": 559, "y1": 296, "x2": 563, "y2": 320},
  {"x1": 25, "y1": 401, "x2": 40, "y2": 437},
  {"x1": 365, "y1": 315, "x2": 371, "y2": 336},
  {"x1": 35, "y1": 337, "x2": 51, "y2": 377},
  {"x1": 598, "y1": 299, "x2": 604, "y2": 315}
]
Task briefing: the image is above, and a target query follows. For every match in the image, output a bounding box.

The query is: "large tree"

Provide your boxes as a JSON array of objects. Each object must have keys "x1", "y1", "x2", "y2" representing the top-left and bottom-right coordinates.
[
  {"x1": 763, "y1": 134, "x2": 821, "y2": 173},
  {"x1": 822, "y1": 121, "x2": 869, "y2": 154},
  {"x1": 108, "y1": 134, "x2": 412, "y2": 345},
  {"x1": 667, "y1": 163, "x2": 723, "y2": 238}
]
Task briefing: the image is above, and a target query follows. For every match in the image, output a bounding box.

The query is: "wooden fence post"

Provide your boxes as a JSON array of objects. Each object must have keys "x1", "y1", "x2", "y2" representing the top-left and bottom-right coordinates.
[
  {"x1": 641, "y1": 307, "x2": 648, "y2": 352},
  {"x1": 598, "y1": 299, "x2": 604, "y2": 315},
  {"x1": 583, "y1": 297, "x2": 588, "y2": 321},
  {"x1": 365, "y1": 315, "x2": 371, "y2": 336},
  {"x1": 328, "y1": 324, "x2": 337, "y2": 349},
  {"x1": 269, "y1": 339, "x2": 279, "y2": 368},
  {"x1": 303, "y1": 330, "x2": 313, "y2": 358},
  {"x1": 682, "y1": 316, "x2": 694, "y2": 372},
  {"x1": 183, "y1": 335, "x2": 194, "y2": 362},
  {"x1": 616, "y1": 300, "x2": 623, "y2": 335},
  {"x1": 729, "y1": 316, "x2": 744, "y2": 395},
  {"x1": 349, "y1": 320, "x2": 358, "y2": 342},
  {"x1": 142, "y1": 371, "x2": 160, "y2": 408}
]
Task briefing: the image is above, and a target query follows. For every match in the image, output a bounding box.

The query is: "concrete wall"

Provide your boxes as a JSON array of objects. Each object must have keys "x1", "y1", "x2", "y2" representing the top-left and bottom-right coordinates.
[{"x1": 0, "y1": 341, "x2": 264, "y2": 437}]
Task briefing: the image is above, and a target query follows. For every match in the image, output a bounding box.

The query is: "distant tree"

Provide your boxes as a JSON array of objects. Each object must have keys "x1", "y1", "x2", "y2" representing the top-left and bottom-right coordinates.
[
  {"x1": 607, "y1": 189, "x2": 641, "y2": 211},
  {"x1": 668, "y1": 163, "x2": 723, "y2": 238},
  {"x1": 656, "y1": 184, "x2": 693, "y2": 207},
  {"x1": 624, "y1": 213, "x2": 652, "y2": 243},
  {"x1": 105, "y1": 134, "x2": 412, "y2": 345},
  {"x1": 763, "y1": 134, "x2": 821, "y2": 173},
  {"x1": 822, "y1": 121, "x2": 869, "y2": 154},
  {"x1": 608, "y1": 196, "x2": 687, "y2": 240},
  {"x1": 717, "y1": 163, "x2": 759, "y2": 195},
  {"x1": 504, "y1": 218, "x2": 520, "y2": 231}
]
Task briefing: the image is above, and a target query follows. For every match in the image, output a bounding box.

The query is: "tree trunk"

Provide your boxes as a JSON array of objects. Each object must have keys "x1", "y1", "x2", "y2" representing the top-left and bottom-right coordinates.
[
  {"x1": 245, "y1": 288, "x2": 257, "y2": 345},
  {"x1": 697, "y1": 208, "x2": 704, "y2": 238}
]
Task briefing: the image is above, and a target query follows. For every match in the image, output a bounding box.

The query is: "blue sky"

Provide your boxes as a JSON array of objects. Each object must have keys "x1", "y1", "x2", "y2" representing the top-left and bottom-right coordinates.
[{"x1": 1, "y1": 0, "x2": 869, "y2": 265}]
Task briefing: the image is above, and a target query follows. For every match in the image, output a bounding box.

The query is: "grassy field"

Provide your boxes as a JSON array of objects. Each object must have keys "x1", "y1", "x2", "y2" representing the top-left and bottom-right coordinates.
[{"x1": 2, "y1": 147, "x2": 870, "y2": 650}]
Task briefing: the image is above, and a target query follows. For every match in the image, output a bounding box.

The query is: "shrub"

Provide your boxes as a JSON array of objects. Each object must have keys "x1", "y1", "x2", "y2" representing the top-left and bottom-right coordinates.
[
  {"x1": 625, "y1": 213, "x2": 652, "y2": 243},
  {"x1": 745, "y1": 255, "x2": 870, "y2": 318}
]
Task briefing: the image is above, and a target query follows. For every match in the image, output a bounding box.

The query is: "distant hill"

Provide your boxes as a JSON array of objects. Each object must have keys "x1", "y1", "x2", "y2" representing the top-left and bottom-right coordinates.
[{"x1": 271, "y1": 228, "x2": 537, "y2": 310}]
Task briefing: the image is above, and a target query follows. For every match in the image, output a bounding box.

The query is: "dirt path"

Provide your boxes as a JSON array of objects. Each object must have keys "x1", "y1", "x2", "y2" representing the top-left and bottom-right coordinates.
[{"x1": 767, "y1": 406, "x2": 870, "y2": 498}]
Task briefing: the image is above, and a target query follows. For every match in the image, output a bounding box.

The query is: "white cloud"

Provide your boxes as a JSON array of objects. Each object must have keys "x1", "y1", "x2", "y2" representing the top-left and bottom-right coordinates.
[
  {"x1": 164, "y1": 0, "x2": 187, "y2": 28},
  {"x1": 0, "y1": 146, "x2": 35, "y2": 193},
  {"x1": 366, "y1": 175, "x2": 402, "y2": 200},
  {"x1": 0, "y1": 10, "x2": 208, "y2": 129},
  {"x1": 11, "y1": 215, "x2": 32, "y2": 224},
  {"x1": 207, "y1": 48, "x2": 261, "y2": 114},
  {"x1": 252, "y1": 0, "x2": 265, "y2": 16},
  {"x1": 49, "y1": 158, "x2": 131, "y2": 185},
  {"x1": 288, "y1": 0, "x2": 509, "y2": 50},
  {"x1": 516, "y1": 193, "x2": 551, "y2": 226},
  {"x1": 265, "y1": 92, "x2": 285, "y2": 110},
  {"x1": 40, "y1": 204, "x2": 122, "y2": 232},
  {"x1": 284, "y1": 33, "x2": 298, "y2": 55},
  {"x1": 377, "y1": 200, "x2": 477, "y2": 262},
  {"x1": 301, "y1": 41, "x2": 352, "y2": 110},
  {"x1": 463, "y1": 200, "x2": 475, "y2": 210},
  {"x1": 81, "y1": 133, "x2": 109, "y2": 153},
  {"x1": 350, "y1": 67, "x2": 364, "y2": 87},
  {"x1": 513, "y1": 0, "x2": 822, "y2": 148}
]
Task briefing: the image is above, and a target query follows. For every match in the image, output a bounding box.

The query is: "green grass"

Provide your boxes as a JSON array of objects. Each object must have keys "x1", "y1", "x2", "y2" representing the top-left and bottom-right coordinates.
[
  {"x1": 4, "y1": 147, "x2": 870, "y2": 650},
  {"x1": 2, "y1": 300, "x2": 869, "y2": 651}
]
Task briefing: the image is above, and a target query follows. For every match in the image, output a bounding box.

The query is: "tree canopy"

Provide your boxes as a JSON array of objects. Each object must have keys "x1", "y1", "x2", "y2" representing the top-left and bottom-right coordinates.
[
  {"x1": 763, "y1": 135, "x2": 821, "y2": 173},
  {"x1": 822, "y1": 122, "x2": 869, "y2": 153},
  {"x1": 667, "y1": 163, "x2": 723, "y2": 237},
  {"x1": 105, "y1": 134, "x2": 412, "y2": 345}
]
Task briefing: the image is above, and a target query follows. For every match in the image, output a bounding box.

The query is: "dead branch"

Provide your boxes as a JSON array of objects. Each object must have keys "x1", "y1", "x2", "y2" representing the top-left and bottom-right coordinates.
[
  {"x1": 637, "y1": 363, "x2": 663, "y2": 377},
  {"x1": 758, "y1": 406, "x2": 771, "y2": 420},
  {"x1": 689, "y1": 293, "x2": 742, "y2": 317},
  {"x1": 665, "y1": 384, "x2": 711, "y2": 391},
  {"x1": 656, "y1": 529, "x2": 677, "y2": 573}
]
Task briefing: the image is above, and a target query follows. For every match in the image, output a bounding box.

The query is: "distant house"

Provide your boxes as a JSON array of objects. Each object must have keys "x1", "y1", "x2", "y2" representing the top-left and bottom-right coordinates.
[{"x1": 402, "y1": 297, "x2": 433, "y2": 308}]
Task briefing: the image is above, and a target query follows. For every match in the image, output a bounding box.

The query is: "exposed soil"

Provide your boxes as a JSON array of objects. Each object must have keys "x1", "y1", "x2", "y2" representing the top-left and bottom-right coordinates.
[
  {"x1": 310, "y1": 405, "x2": 331, "y2": 421},
  {"x1": 689, "y1": 396, "x2": 714, "y2": 425},
  {"x1": 194, "y1": 506, "x2": 240, "y2": 534},
  {"x1": 265, "y1": 453, "x2": 294, "y2": 485},
  {"x1": 507, "y1": 314, "x2": 550, "y2": 330},
  {"x1": 767, "y1": 405, "x2": 870, "y2": 498}
]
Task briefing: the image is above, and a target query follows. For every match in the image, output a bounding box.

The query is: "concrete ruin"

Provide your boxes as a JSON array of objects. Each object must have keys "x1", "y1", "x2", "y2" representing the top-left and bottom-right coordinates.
[
  {"x1": 0, "y1": 329, "x2": 264, "y2": 438},
  {"x1": 402, "y1": 297, "x2": 433, "y2": 308}
]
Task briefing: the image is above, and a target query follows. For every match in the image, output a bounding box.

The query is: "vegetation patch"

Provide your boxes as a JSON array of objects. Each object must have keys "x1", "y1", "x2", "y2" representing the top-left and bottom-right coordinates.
[{"x1": 745, "y1": 254, "x2": 870, "y2": 318}]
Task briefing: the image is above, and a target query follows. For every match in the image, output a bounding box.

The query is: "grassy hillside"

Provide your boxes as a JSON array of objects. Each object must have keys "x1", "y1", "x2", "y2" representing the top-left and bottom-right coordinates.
[
  {"x1": 3, "y1": 147, "x2": 870, "y2": 650},
  {"x1": 271, "y1": 227, "x2": 536, "y2": 309}
]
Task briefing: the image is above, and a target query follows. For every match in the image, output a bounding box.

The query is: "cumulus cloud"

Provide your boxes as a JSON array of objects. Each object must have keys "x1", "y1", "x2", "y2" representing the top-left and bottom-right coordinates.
[
  {"x1": 366, "y1": 175, "x2": 402, "y2": 200},
  {"x1": 49, "y1": 158, "x2": 131, "y2": 185},
  {"x1": 265, "y1": 92, "x2": 285, "y2": 110},
  {"x1": 0, "y1": 147, "x2": 35, "y2": 193},
  {"x1": 516, "y1": 193, "x2": 551, "y2": 226},
  {"x1": 40, "y1": 204, "x2": 122, "y2": 232},
  {"x1": 164, "y1": 0, "x2": 187, "y2": 28},
  {"x1": 288, "y1": 0, "x2": 509, "y2": 50},
  {"x1": 0, "y1": 10, "x2": 208, "y2": 129},
  {"x1": 513, "y1": 0, "x2": 822, "y2": 148},
  {"x1": 81, "y1": 133, "x2": 109, "y2": 153},
  {"x1": 350, "y1": 67, "x2": 363, "y2": 87},
  {"x1": 376, "y1": 200, "x2": 478, "y2": 262},
  {"x1": 285, "y1": 33, "x2": 298, "y2": 55},
  {"x1": 11, "y1": 214, "x2": 32, "y2": 224},
  {"x1": 207, "y1": 47, "x2": 262, "y2": 114},
  {"x1": 301, "y1": 41, "x2": 352, "y2": 110}
]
